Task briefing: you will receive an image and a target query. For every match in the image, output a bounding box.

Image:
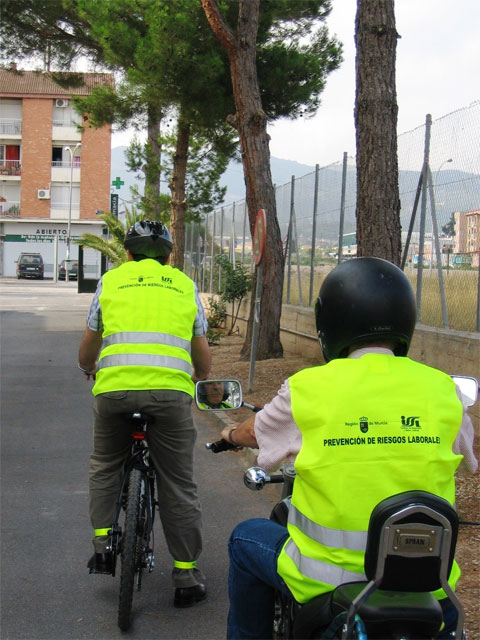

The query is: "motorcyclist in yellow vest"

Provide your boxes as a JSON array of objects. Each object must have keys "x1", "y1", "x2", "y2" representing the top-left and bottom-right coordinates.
[
  {"x1": 196, "y1": 380, "x2": 234, "y2": 409},
  {"x1": 219, "y1": 257, "x2": 477, "y2": 639},
  {"x1": 78, "y1": 221, "x2": 211, "y2": 608}
]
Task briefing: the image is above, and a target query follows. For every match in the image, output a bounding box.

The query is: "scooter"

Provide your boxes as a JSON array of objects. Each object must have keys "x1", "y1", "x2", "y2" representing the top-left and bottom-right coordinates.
[{"x1": 196, "y1": 377, "x2": 478, "y2": 639}]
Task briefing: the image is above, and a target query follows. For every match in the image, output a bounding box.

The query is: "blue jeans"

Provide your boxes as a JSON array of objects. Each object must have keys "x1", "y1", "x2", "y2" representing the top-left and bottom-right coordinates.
[
  {"x1": 227, "y1": 518, "x2": 291, "y2": 639},
  {"x1": 226, "y1": 518, "x2": 459, "y2": 640}
]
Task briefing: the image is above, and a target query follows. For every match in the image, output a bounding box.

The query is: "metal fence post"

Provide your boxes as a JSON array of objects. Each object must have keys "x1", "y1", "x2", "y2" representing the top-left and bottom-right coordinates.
[
  {"x1": 241, "y1": 204, "x2": 247, "y2": 268},
  {"x1": 209, "y1": 211, "x2": 216, "y2": 293},
  {"x1": 309, "y1": 164, "x2": 320, "y2": 306},
  {"x1": 218, "y1": 207, "x2": 224, "y2": 291},
  {"x1": 426, "y1": 166, "x2": 449, "y2": 328},
  {"x1": 416, "y1": 114, "x2": 432, "y2": 317},
  {"x1": 337, "y1": 152, "x2": 348, "y2": 264},
  {"x1": 202, "y1": 213, "x2": 208, "y2": 292},
  {"x1": 189, "y1": 221, "x2": 195, "y2": 279},
  {"x1": 232, "y1": 202, "x2": 236, "y2": 267}
]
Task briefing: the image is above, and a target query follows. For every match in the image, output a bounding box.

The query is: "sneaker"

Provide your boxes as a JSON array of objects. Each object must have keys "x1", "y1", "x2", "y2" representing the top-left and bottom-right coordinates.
[
  {"x1": 87, "y1": 551, "x2": 114, "y2": 575},
  {"x1": 173, "y1": 583, "x2": 207, "y2": 608}
]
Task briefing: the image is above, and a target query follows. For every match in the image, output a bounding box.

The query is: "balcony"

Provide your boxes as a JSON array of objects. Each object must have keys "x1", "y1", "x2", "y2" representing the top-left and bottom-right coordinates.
[
  {"x1": 0, "y1": 160, "x2": 21, "y2": 177},
  {"x1": 0, "y1": 119, "x2": 22, "y2": 137},
  {"x1": 52, "y1": 118, "x2": 82, "y2": 143},
  {"x1": 0, "y1": 200, "x2": 20, "y2": 217},
  {"x1": 50, "y1": 200, "x2": 80, "y2": 221},
  {"x1": 51, "y1": 160, "x2": 81, "y2": 183}
]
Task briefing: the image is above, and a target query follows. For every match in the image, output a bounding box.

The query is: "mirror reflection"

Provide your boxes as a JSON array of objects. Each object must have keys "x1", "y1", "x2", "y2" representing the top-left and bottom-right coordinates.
[
  {"x1": 195, "y1": 379, "x2": 243, "y2": 410},
  {"x1": 452, "y1": 375, "x2": 478, "y2": 408}
]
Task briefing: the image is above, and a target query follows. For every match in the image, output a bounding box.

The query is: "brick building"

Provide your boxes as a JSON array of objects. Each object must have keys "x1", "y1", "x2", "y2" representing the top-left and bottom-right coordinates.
[
  {"x1": 0, "y1": 68, "x2": 113, "y2": 277},
  {"x1": 454, "y1": 210, "x2": 480, "y2": 267}
]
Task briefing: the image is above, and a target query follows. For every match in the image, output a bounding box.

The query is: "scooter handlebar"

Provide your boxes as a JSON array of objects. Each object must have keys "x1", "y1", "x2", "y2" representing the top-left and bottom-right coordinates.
[{"x1": 205, "y1": 439, "x2": 238, "y2": 453}]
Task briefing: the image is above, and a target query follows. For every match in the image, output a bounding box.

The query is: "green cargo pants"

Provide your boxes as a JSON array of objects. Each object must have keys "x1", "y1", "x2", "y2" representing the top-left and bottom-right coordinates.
[{"x1": 88, "y1": 388, "x2": 204, "y2": 588}]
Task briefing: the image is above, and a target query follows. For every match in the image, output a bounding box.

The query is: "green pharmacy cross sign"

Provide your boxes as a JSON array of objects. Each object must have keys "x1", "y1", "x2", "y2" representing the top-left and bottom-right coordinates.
[{"x1": 112, "y1": 176, "x2": 125, "y2": 190}]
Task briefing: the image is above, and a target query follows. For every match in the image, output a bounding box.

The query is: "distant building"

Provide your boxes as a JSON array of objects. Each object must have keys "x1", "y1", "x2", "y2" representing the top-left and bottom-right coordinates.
[
  {"x1": 454, "y1": 210, "x2": 480, "y2": 267},
  {"x1": 0, "y1": 68, "x2": 113, "y2": 277}
]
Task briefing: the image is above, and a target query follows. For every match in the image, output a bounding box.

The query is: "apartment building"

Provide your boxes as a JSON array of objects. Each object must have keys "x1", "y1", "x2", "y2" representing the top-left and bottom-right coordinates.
[
  {"x1": 454, "y1": 210, "x2": 480, "y2": 267},
  {"x1": 0, "y1": 68, "x2": 113, "y2": 277}
]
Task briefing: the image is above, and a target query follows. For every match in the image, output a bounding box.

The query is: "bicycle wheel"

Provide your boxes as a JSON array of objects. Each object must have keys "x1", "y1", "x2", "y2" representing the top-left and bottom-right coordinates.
[{"x1": 118, "y1": 468, "x2": 143, "y2": 631}]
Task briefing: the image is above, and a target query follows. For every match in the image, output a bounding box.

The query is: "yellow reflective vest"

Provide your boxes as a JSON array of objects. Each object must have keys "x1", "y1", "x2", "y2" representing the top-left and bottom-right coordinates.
[
  {"x1": 277, "y1": 354, "x2": 464, "y2": 603},
  {"x1": 92, "y1": 259, "x2": 198, "y2": 397}
]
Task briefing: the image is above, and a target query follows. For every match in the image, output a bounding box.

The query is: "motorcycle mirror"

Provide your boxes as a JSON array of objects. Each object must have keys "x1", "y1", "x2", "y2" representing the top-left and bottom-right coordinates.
[
  {"x1": 243, "y1": 466, "x2": 269, "y2": 491},
  {"x1": 195, "y1": 379, "x2": 243, "y2": 411},
  {"x1": 451, "y1": 375, "x2": 478, "y2": 407}
]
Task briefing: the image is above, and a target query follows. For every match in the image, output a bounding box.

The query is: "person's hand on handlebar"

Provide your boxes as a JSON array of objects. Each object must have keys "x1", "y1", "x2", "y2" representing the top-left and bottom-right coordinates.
[{"x1": 221, "y1": 414, "x2": 258, "y2": 450}]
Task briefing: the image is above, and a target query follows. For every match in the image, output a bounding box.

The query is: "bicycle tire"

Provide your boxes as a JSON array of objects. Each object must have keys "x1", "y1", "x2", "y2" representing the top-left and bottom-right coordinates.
[{"x1": 118, "y1": 468, "x2": 143, "y2": 631}]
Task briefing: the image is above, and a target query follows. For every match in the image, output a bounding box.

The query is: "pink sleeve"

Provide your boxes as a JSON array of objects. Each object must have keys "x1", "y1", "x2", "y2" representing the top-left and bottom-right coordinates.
[
  {"x1": 453, "y1": 413, "x2": 478, "y2": 473},
  {"x1": 453, "y1": 385, "x2": 478, "y2": 474},
  {"x1": 254, "y1": 380, "x2": 302, "y2": 471}
]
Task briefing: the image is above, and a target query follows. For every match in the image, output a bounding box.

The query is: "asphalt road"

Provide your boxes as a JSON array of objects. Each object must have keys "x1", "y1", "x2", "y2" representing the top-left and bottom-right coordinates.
[{"x1": 0, "y1": 279, "x2": 279, "y2": 640}]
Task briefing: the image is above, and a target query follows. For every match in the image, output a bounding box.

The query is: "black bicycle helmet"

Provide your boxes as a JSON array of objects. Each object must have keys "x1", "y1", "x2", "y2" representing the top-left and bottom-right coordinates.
[
  {"x1": 315, "y1": 257, "x2": 417, "y2": 362},
  {"x1": 124, "y1": 220, "x2": 173, "y2": 259}
]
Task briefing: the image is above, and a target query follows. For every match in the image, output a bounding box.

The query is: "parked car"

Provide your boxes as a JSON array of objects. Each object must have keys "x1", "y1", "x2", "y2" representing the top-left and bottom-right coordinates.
[
  {"x1": 58, "y1": 259, "x2": 78, "y2": 281},
  {"x1": 16, "y1": 253, "x2": 44, "y2": 279}
]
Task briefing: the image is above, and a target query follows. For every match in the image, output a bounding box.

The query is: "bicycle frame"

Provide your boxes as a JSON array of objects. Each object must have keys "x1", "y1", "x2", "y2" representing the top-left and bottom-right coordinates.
[{"x1": 110, "y1": 413, "x2": 156, "y2": 578}]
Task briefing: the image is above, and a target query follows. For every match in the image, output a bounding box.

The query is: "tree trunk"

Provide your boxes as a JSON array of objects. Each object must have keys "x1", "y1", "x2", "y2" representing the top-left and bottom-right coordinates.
[
  {"x1": 143, "y1": 105, "x2": 162, "y2": 220},
  {"x1": 169, "y1": 116, "x2": 190, "y2": 270},
  {"x1": 202, "y1": 0, "x2": 284, "y2": 360},
  {"x1": 355, "y1": 0, "x2": 401, "y2": 265}
]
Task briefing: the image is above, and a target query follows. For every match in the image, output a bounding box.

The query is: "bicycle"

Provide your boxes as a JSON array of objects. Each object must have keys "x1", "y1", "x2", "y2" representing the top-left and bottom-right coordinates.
[{"x1": 109, "y1": 412, "x2": 157, "y2": 631}]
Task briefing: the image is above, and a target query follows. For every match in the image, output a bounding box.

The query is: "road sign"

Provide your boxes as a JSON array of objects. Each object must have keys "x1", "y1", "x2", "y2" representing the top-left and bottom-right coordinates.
[
  {"x1": 110, "y1": 193, "x2": 119, "y2": 217},
  {"x1": 253, "y1": 209, "x2": 266, "y2": 265},
  {"x1": 111, "y1": 176, "x2": 125, "y2": 190}
]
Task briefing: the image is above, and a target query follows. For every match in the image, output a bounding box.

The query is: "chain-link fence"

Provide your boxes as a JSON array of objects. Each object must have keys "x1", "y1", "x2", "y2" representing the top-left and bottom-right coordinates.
[{"x1": 184, "y1": 102, "x2": 480, "y2": 333}]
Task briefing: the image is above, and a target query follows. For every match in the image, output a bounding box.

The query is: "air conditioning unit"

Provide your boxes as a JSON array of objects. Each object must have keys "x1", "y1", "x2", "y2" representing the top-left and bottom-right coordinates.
[
  {"x1": 38, "y1": 189, "x2": 50, "y2": 200},
  {"x1": 55, "y1": 98, "x2": 69, "y2": 108}
]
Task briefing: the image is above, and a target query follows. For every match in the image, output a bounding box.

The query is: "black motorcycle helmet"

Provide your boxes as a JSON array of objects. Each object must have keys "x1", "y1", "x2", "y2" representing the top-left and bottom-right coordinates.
[
  {"x1": 315, "y1": 257, "x2": 417, "y2": 362},
  {"x1": 124, "y1": 220, "x2": 173, "y2": 260}
]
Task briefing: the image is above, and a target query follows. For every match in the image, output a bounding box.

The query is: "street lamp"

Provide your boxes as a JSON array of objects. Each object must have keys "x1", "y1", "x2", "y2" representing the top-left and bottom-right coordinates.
[
  {"x1": 65, "y1": 143, "x2": 81, "y2": 274},
  {"x1": 431, "y1": 158, "x2": 453, "y2": 270},
  {"x1": 434, "y1": 158, "x2": 453, "y2": 191}
]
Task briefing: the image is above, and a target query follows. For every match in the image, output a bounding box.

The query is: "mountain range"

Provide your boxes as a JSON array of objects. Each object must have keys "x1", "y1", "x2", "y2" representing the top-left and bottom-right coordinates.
[
  {"x1": 111, "y1": 145, "x2": 318, "y2": 207},
  {"x1": 111, "y1": 145, "x2": 479, "y2": 241}
]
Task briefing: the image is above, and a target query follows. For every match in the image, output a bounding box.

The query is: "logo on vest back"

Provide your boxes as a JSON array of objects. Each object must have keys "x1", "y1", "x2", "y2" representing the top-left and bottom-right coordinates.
[
  {"x1": 401, "y1": 416, "x2": 421, "y2": 429},
  {"x1": 359, "y1": 417, "x2": 369, "y2": 433}
]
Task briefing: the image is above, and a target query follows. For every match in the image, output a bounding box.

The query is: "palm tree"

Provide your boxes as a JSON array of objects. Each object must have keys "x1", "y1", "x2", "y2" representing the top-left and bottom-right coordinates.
[{"x1": 75, "y1": 208, "x2": 144, "y2": 268}]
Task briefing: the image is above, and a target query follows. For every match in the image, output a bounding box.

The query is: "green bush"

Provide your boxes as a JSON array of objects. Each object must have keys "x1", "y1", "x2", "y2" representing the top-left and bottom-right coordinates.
[{"x1": 215, "y1": 254, "x2": 253, "y2": 335}]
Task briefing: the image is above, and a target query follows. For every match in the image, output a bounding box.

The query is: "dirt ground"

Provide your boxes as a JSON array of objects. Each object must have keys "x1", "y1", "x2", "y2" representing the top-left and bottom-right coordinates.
[{"x1": 207, "y1": 333, "x2": 480, "y2": 639}]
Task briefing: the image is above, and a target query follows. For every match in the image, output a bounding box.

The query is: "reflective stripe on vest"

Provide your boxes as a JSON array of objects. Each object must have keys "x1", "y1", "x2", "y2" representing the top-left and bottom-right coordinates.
[
  {"x1": 102, "y1": 331, "x2": 191, "y2": 353},
  {"x1": 288, "y1": 504, "x2": 367, "y2": 551},
  {"x1": 284, "y1": 538, "x2": 366, "y2": 586},
  {"x1": 97, "y1": 353, "x2": 193, "y2": 375}
]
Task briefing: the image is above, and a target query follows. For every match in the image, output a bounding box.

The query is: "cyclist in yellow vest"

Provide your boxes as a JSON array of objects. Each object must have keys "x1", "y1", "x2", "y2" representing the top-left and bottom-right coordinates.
[
  {"x1": 78, "y1": 221, "x2": 211, "y2": 608},
  {"x1": 219, "y1": 257, "x2": 477, "y2": 639}
]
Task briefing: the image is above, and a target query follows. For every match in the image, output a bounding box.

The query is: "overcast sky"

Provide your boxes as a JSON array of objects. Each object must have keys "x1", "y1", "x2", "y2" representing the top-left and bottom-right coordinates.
[{"x1": 112, "y1": 0, "x2": 480, "y2": 167}]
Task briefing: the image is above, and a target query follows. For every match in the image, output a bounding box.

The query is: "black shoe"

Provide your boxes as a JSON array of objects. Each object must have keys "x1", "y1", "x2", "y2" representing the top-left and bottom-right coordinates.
[
  {"x1": 173, "y1": 583, "x2": 207, "y2": 608},
  {"x1": 87, "y1": 552, "x2": 114, "y2": 575}
]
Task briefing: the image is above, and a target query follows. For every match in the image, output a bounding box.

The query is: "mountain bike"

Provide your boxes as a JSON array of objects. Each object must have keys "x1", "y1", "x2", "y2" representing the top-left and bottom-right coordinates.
[{"x1": 109, "y1": 412, "x2": 157, "y2": 631}]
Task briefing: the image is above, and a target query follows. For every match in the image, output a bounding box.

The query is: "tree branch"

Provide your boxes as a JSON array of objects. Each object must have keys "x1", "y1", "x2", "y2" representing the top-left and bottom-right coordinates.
[{"x1": 201, "y1": 0, "x2": 235, "y2": 54}]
